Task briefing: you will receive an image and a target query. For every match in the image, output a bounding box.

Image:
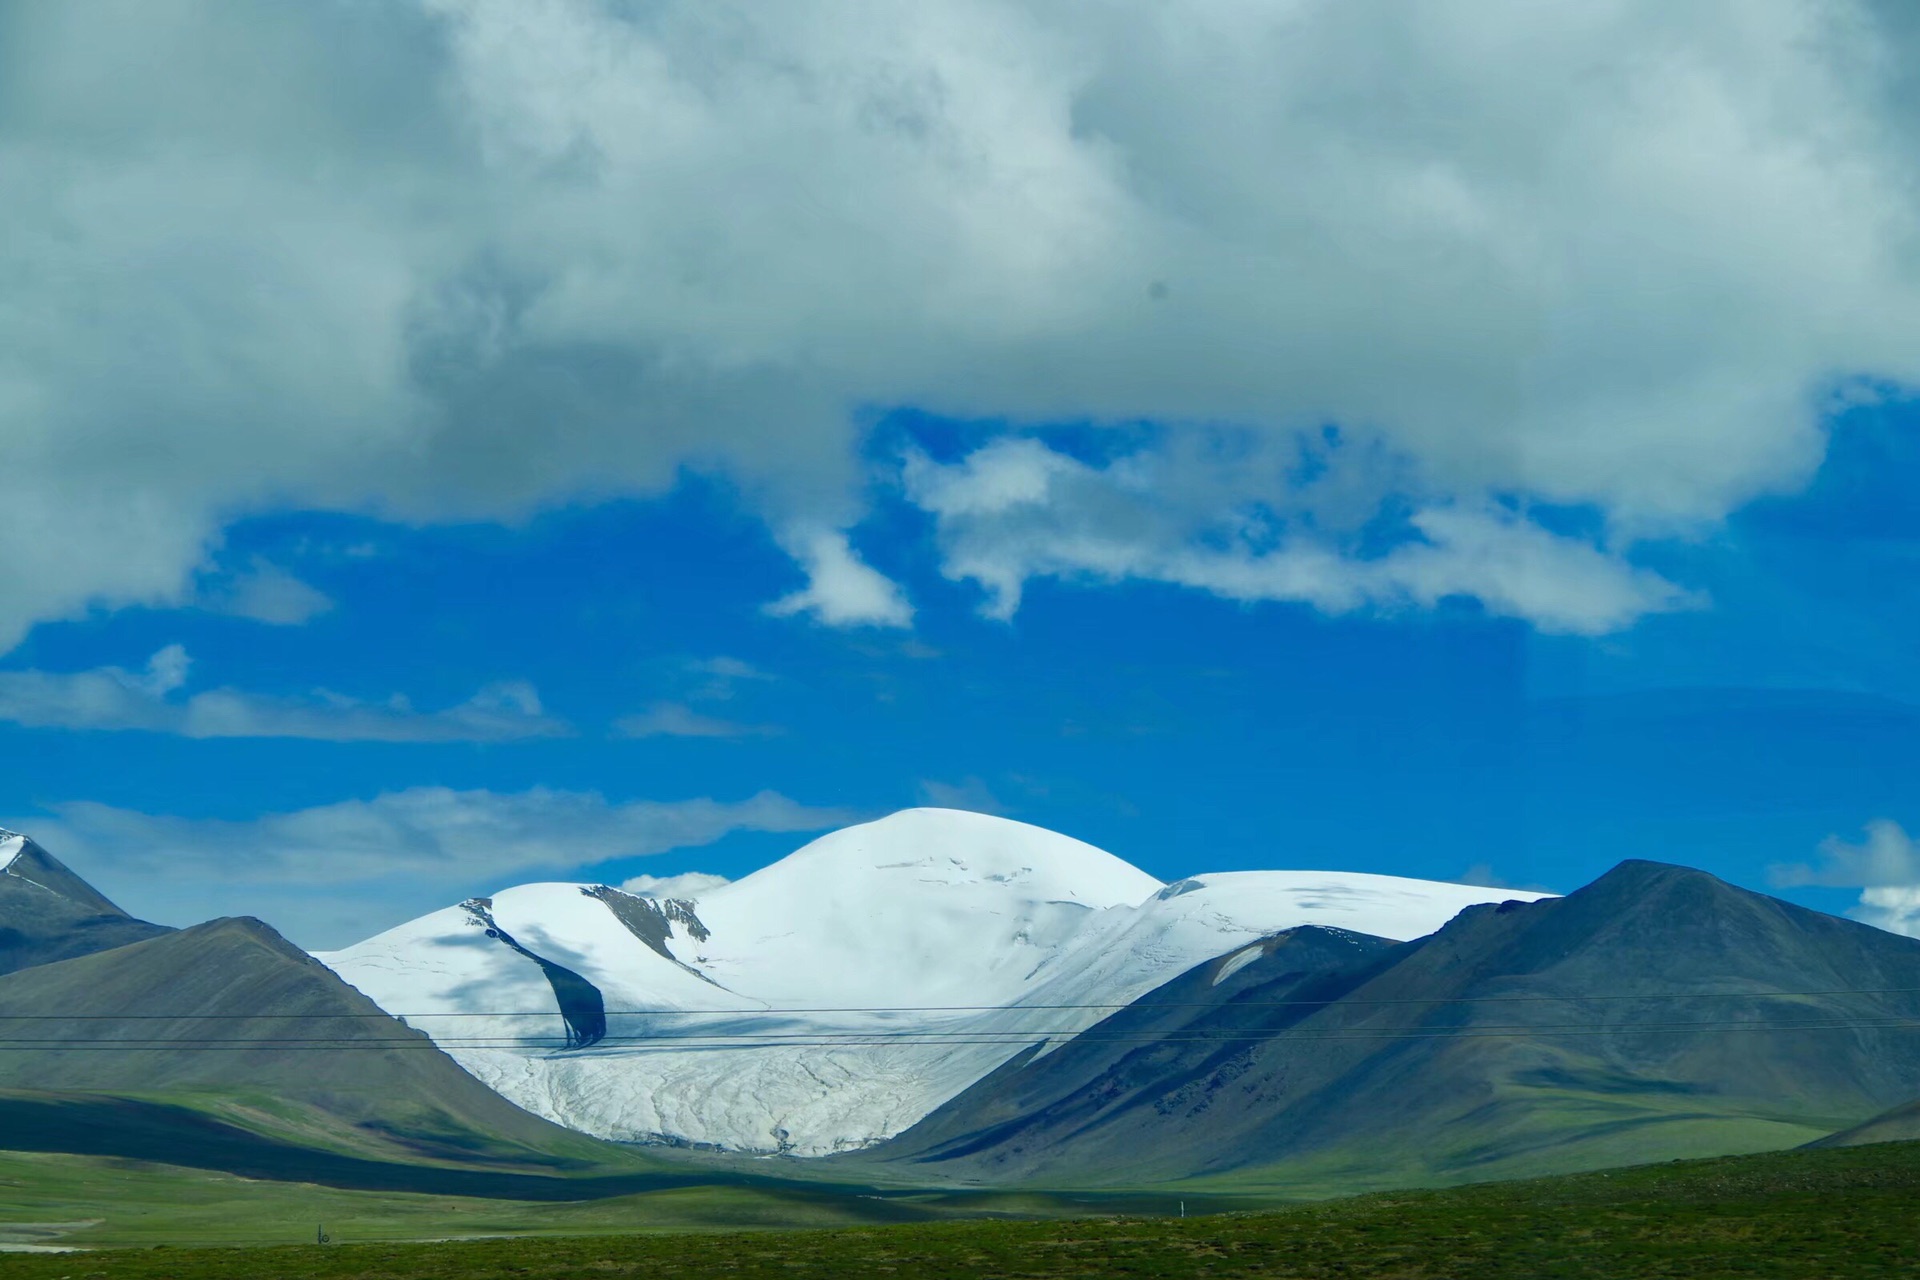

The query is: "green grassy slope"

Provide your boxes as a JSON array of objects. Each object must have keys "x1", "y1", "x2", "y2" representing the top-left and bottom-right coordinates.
[
  {"x1": 0, "y1": 917, "x2": 648, "y2": 1173},
  {"x1": 1814, "y1": 1095, "x2": 1920, "y2": 1148},
  {"x1": 870, "y1": 861, "x2": 1920, "y2": 1190},
  {"x1": 0, "y1": 1149, "x2": 953, "y2": 1249},
  {"x1": 0, "y1": 1146, "x2": 1255, "y2": 1250},
  {"x1": 0, "y1": 1091, "x2": 710, "y2": 1198},
  {"x1": 1, "y1": 1140, "x2": 1914, "y2": 1277}
]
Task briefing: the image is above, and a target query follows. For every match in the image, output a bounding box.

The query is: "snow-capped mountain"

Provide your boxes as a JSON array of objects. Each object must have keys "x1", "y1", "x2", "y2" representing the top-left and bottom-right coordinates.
[
  {"x1": 0, "y1": 826, "x2": 173, "y2": 977},
  {"x1": 317, "y1": 808, "x2": 1549, "y2": 1154}
]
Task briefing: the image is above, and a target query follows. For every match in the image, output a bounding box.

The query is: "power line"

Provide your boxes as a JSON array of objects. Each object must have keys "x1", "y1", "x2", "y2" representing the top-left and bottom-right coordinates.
[
  {"x1": 11, "y1": 1013, "x2": 1920, "y2": 1043},
  {"x1": 7, "y1": 985, "x2": 1920, "y2": 1019},
  {"x1": 5, "y1": 1018, "x2": 1919, "y2": 1050}
]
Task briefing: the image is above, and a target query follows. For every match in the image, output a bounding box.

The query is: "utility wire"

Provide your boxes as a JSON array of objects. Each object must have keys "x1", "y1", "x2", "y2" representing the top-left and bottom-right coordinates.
[
  {"x1": 7, "y1": 985, "x2": 1920, "y2": 1019},
  {"x1": 11, "y1": 1013, "x2": 1920, "y2": 1043},
  {"x1": 5, "y1": 1019, "x2": 1919, "y2": 1051}
]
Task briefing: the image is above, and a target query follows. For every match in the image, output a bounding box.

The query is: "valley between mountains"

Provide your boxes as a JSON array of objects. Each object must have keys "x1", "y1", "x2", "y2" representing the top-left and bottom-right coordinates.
[{"x1": 4, "y1": 808, "x2": 1920, "y2": 1212}]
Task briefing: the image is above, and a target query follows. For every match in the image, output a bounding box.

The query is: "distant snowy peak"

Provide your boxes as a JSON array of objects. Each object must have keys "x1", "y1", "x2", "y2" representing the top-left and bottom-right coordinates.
[
  {"x1": 680, "y1": 809, "x2": 1166, "y2": 1010},
  {"x1": 318, "y1": 807, "x2": 1554, "y2": 1155},
  {"x1": 1145, "y1": 869, "x2": 1553, "y2": 945},
  {"x1": 745, "y1": 808, "x2": 1164, "y2": 907},
  {"x1": 0, "y1": 833, "x2": 23, "y2": 873}
]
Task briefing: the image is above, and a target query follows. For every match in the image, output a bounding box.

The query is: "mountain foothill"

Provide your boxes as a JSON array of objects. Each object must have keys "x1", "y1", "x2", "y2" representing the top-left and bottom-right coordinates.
[{"x1": 1, "y1": 812, "x2": 1917, "y2": 1196}]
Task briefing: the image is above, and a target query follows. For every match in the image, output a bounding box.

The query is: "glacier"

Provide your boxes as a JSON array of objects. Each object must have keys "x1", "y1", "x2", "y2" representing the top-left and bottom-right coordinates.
[{"x1": 317, "y1": 808, "x2": 1550, "y2": 1154}]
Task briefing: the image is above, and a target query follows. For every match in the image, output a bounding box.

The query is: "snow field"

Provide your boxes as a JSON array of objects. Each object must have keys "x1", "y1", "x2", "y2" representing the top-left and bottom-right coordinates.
[{"x1": 319, "y1": 808, "x2": 1551, "y2": 1153}]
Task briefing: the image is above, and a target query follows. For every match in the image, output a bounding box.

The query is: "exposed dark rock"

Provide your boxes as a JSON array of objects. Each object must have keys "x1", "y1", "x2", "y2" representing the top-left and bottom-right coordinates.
[{"x1": 460, "y1": 898, "x2": 607, "y2": 1049}]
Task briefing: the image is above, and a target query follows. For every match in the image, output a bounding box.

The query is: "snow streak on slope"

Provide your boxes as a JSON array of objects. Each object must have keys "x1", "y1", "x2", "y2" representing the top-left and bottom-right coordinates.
[{"x1": 319, "y1": 809, "x2": 1550, "y2": 1154}]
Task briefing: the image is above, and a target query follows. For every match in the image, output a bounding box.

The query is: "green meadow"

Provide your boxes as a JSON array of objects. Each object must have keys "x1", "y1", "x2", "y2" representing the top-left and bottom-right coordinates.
[{"x1": 2, "y1": 1139, "x2": 1915, "y2": 1277}]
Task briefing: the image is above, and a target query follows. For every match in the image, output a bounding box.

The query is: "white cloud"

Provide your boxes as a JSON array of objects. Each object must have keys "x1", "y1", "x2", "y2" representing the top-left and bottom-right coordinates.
[
  {"x1": 767, "y1": 529, "x2": 914, "y2": 628},
  {"x1": 0, "y1": 647, "x2": 192, "y2": 734},
  {"x1": 904, "y1": 438, "x2": 1695, "y2": 633},
  {"x1": 0, "y1": 647, "x2": 566, "y2": 741},
  {"x1": 1855, "y1": 885, "x2": 1920, "y2": 938},
  {"x1": 1771, "y1": 819, "x2": 1920, "y2": 888},
  {"x1": 7, "y1": 1, "x2": 1920, "y2": 646},
  {"x1": 140, "y1": 643, "x2": 193, "y2": 697},
  {"x1": 675, "y1": 655, "x2": 778, "y2": 703},
  {"x1": 613, "y1": 702, "x2": 780, "y2": 739},
  {"x1": 686, "y1": 656, "x2": 773, "y2": 684},
  {"x1": 1773, "y1": 819, "x2": 1920, "y2": 938},
  {"x1": 200, "y1": 557, "x2": 334, "y2": 625},
  {"x1": 12, "y1": 787, "x2": 856, "y2": 947},
  {"x1": 619, "y1": 870, "x2": 732, "y2": 900}
]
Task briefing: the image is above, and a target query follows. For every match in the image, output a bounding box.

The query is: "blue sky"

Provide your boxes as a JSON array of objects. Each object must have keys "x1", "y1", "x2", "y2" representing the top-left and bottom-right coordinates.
[
  {"x1": 7, "y1": 398, "x2": 1920, "y2": 945},
  {"x1": 7, "y1": 1, "x2": 1920, "y2": 947}
]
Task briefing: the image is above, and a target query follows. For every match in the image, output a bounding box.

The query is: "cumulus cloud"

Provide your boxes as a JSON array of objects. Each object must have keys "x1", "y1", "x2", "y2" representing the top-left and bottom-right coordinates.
[
  {"x1": 1856, "y1": 886, "x2": 1920, "y2": 938},
  {"x1": 1773, "y1": 819, "x2": 1920, "y2": 938},
  {"x1": 8, "y1": 0, "x2": 1920, "y2": 645},
  {"x1": 0, "y1": 646, "x2": 566, "y2": 741},
  {"x1": 619, "y1": 871, "x2": 732, "y2": 900},
  {"x1": 12, "y1": 787, "x2": 855, "y2": 946},
  {"x1": 767, "y1": 529, "x2": 914, "y2": 628},
  {"x1": 1771, "y1": 819, "x2": 1920, "y2": 889},
  {"x1": 905, "y1": 438, "x2": 1695, "y2": 633}
]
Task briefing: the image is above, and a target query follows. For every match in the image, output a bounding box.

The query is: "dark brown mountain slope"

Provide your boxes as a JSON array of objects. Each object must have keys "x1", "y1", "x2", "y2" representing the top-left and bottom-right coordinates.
[
  {"x1": 0, "y1": 915, "x2": 625, "y2": 1172},
  {"x1": 870, "y1": 861, "x2": 1920, "y2": 1189},
  {"x1": 0, "y1": 830, "x2": 171, "y2": 976}
]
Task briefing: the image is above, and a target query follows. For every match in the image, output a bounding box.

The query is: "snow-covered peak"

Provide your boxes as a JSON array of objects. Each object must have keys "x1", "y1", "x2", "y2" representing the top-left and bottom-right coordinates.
[
  {"x1": 1147, "y1": 870, "x2": 1552, "y2": 944},
  {"x1": 731, "y1": 808, "x2": 1162, "y2": 908},
  {"x1": 0, "y1": 833, "x2": 24, "y2": 873},
  {"x1": 318, "y1": 809, "x2": 1555, "y2": 1155},
  {"x1": 682, "y1": 808, "x2": 1163, "y2": 1009}
]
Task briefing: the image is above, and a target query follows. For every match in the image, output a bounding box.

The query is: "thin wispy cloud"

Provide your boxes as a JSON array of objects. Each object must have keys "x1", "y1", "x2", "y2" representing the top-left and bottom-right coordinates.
[
  {"x1": 0, "y1": 647, "x2": 566, "y2": 742},
  {"x1": 686, "y1": 657, "x2": 773, "y2": 682},
  {"x1": 198, "y1": 557, "x2": 334, "y2": 626},
  {"x1": 612, "y1": 657, "x2": 786, "y2": 737},
  {"x1": 677, "y1": 655, "x2": 778, "y2": 704},
  {"x1": 614, "y1": 702, "x2": 781, "y2": 740},
  {"x1": 916, "y1": 777, "x2": 1010, "y2": 816},
  {"x1": 11, "y1": 788, "x2": 859, "y2": 947}
]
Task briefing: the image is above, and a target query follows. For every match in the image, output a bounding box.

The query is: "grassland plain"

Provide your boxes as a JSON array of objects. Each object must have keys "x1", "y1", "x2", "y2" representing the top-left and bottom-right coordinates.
[
  {"x1": 0, "y1": 1147, "x2": 1250, "y2": 1250},
  {"x1": 2, "y1": 1140, "x2": 1915, "y2": 1278}
]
